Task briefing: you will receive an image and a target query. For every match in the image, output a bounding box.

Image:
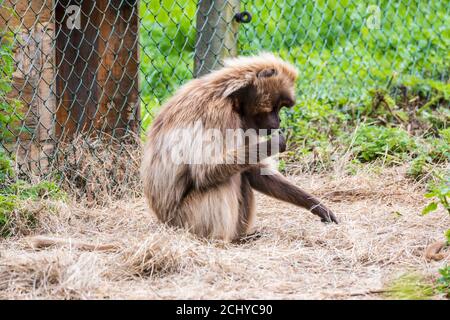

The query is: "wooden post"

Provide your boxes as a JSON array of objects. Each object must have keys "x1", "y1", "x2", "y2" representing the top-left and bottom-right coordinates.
[
  {"x1": 1, "y1": 0, "x2": 140, "y2": 175},
  {"x1": 55, "y1": 0, "x2": 140, "y2": 140},
  {"x1": 0, "y1": 0, "x2": 55, "y2": 173},
  {"x1": 194, "y1": 0, "x2": 240, "y2": 77}
]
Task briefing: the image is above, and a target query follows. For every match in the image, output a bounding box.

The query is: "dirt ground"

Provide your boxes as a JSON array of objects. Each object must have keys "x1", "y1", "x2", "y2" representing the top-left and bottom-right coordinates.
[{"x1": 0, "y1": 165, "x2": 449, "y2": 299}]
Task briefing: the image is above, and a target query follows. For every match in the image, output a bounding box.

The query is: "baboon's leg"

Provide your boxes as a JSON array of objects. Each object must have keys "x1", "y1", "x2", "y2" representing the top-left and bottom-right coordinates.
[
  {"x1": 178, "y1": 177, "x2": 241, "y2": 241},
  {"x1": 244, "y1": 168, "x2": 338, "y2": 223},
  {"x1": 236, "y1": 173, "x2": 256, "y2": 236}
]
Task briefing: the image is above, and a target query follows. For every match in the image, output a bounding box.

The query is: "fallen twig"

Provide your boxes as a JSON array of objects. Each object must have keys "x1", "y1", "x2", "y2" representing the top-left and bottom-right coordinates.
[{"x1": 25, "y1": 236, "x2": 120, "y2": 252}]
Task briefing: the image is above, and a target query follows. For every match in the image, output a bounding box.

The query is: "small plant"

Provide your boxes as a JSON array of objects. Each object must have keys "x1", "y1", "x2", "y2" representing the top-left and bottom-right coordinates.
[
  {"x1": 407, "y1": 155, "x2": 432, "y2": 180},
  {"x1": 1, "y1": 29, "x2": 23, "y2": 144},
  {"x1": 0, "y1": 150, "x2": 65, "y2": 236},
  {"x1": 421, "y1": 173, "x2": 450, "y2": 299},
  {"x1": 365, "y1": 88, "x2": 409, "y2": 125},
  {"x1": 436, "y1": 266, "x2": 450, "y2": 298},
  {"x1": 385, "y1": 274, "x2": 435, "y2": 300},
  {"x1": 422, "y1": 175, "x2": 450, "y2": 216},
  {"x1": 407, "y1": 128, "x2": 449, "y2": 180},
  {"x1": 350, "y1": 125, "x2": 416, "y2": 163},
  {"x1": 0, "y1": 147, "x2": 13, "y2": 183}
]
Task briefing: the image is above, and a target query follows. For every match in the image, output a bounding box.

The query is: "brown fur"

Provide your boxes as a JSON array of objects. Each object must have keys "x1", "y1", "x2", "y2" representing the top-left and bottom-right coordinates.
[{"x1": 141, "y1": 53, "x2": 337, "y2": 241}]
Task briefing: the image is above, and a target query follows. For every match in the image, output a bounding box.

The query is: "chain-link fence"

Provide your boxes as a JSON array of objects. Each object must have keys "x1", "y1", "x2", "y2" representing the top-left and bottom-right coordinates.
[{"x1": 1, "y1": 0, "x2": 449, "y2": 188}]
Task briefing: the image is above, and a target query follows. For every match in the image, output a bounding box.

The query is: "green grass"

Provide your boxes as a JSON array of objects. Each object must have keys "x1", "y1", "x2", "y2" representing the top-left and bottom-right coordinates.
[
  {"x1": 138, "y1": 0, "x2": 449, "y2": 110},
  {"x1": 385, "y1": 274, "x2": 436, "y2": 300},
  {"x1": 138, "y1": 1, "x2": 449, "y2": 169},
  {"x1": 350, "y1": 125, "x2": 416, "y2": 163},
  {"x1": 437, "y1": 266, "x2": 450, "y2": 298},
  {"x1": 0, "y1": 149, "x2": 65, "y2": 236}
]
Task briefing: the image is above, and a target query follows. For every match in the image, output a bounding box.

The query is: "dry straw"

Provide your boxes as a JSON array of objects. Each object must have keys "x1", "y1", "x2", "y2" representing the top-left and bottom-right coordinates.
[{"x1": 1, "y1": 146, "x2": 449, "y2": 299}]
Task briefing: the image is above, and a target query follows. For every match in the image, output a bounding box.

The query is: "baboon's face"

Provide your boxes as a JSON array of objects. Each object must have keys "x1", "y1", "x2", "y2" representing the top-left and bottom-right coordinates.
[
  {"x1": 232, "y1": 72, "x2": 296, "y2": 132},
  {"x1": 251, "y1": 89, "x2": 296, "y2": 130}
]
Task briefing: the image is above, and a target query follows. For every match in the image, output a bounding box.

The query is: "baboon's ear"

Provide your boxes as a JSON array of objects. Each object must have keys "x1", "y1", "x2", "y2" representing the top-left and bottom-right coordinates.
[
  {"x1": 257, "y1": 68, "x2": 277, "y2": 78},
  {"x1": 223, "y1": 78, "x2": 252, "y2": 98},
  {"x1": 224, "y1": 81, "x2": 257, "y2": 113}
]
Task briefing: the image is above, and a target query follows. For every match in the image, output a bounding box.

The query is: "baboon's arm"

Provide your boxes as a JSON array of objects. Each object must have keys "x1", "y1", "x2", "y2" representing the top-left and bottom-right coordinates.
[
  {"x1": 245, "y1": 169, "x2": 338, "y2": 223},
  {"x1": 191, "y1": 136, "x2": 283, "y2": 190}
]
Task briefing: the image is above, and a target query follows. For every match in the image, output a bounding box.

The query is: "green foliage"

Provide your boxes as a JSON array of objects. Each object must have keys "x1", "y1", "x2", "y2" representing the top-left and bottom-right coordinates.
[
  {"x1": 241, "y1": 0, "x2": 449, "y2": 99},
  {"x1": 437, "y1": 266, "x2": 450, "y2": 298},
  {"x1": 349, "y1": 125, "x2": 416, "y2": 163},
  {"x1": 362, "y1": 89, "x2": 409, "y2": 124},
  {"x1": 407, "y1": 130, "x2": 450, "y2": 180},
  {"x1": 139, "y1": 0, "x2": 450, "y2": 134},
  {"x1": 3, "y1": 179, "x2": 65, "y2": 201},
  {"x1": 0, "y1": 134, "x2": 64, "y2": 236},
  {"x1": 421, "y1": 172, "x2": 450, "y2": 298},
  {"x1": 385, "y1": 274, "x2": 435, "y2": 300},
  {"x1": 386, "y1": 270, "x2": 450, "y2": 299},
  {"x1": 422, "y1": 175, "x2": 450, "y2": 216},
  {"x1": 425, "y1": 136, "x2": 450, "y2": 164},
  {"x1": 0, "y1": 147, "x2": 13, "y2": 182},
  {"x1": 278, "y1": 159, "x2": 286, "y2": 173},
  {"x1": 281, "y1": 99, "x2": 347, "y2": 158},
  {"x1": 0, "y1": 194, "x2": 15, "y2": 226},
  {"x1": 0, "y1": 170, "x2": 65, "y2": 236},
  {"x1": 440, "y1": 128, "x2": 450, "y2": 143},
  {"x1": 137, "y1": 0, "x2": 449, "y2": 184},
  {"x1": 0, "y1": 29, "x2": 22, "y2": 144},
  {"x1": 139, "y1": 0, "x2": 195, "y2": 122},
  {"x1": 407, "y1": 155, "x2": 431, "y2": 180}
]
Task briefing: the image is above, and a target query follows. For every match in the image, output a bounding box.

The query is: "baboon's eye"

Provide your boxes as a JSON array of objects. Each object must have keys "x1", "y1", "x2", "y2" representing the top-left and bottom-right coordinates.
[{"x1": 257, "y1": 68, "x2": 277, "y2": 78}]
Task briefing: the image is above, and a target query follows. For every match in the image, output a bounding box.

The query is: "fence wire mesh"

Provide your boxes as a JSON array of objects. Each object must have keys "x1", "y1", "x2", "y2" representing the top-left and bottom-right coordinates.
[{"x1": 0, "y1": 0, "x2": 449, "y2": 194}]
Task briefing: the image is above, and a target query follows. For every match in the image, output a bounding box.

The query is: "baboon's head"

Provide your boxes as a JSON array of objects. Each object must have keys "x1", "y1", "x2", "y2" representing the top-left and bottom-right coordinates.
[{"x1": 219, "y1": 53, "x2": 298, "y2": 131}]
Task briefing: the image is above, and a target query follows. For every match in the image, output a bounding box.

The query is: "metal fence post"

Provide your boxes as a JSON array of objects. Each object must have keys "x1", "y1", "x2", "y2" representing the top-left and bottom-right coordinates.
[{"x1": 194, "y1": 0, "x2": 240, "y2": 77}]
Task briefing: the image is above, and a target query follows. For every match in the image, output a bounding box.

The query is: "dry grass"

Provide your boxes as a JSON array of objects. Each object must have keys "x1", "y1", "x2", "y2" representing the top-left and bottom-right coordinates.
[
  {"x1": 56, "y1": 134, "x2": 142, "y2": 204},
  {"x1": 0, "y1": 164, "x2": 449, "y2": 299}
]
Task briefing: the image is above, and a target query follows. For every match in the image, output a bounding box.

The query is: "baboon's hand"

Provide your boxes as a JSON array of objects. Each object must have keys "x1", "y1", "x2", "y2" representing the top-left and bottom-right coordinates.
[
  {"x1": 311, "y1": 204, "x2": 339, "y2": 224},
  {"x1": 262, "y1": 132, "x2": 286, "y2": 159},
  {"x1": 270, "y1": 131, "x2": 286, "y2": 153},
  {"x1": 278, "y1": 132, "x2": 286, "y2": 153}
]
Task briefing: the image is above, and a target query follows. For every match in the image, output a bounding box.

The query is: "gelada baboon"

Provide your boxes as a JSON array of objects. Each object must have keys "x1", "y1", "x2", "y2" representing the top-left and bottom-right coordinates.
[{"x1": 141, "y1": 53, "x2": 338, "y2": 241}]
